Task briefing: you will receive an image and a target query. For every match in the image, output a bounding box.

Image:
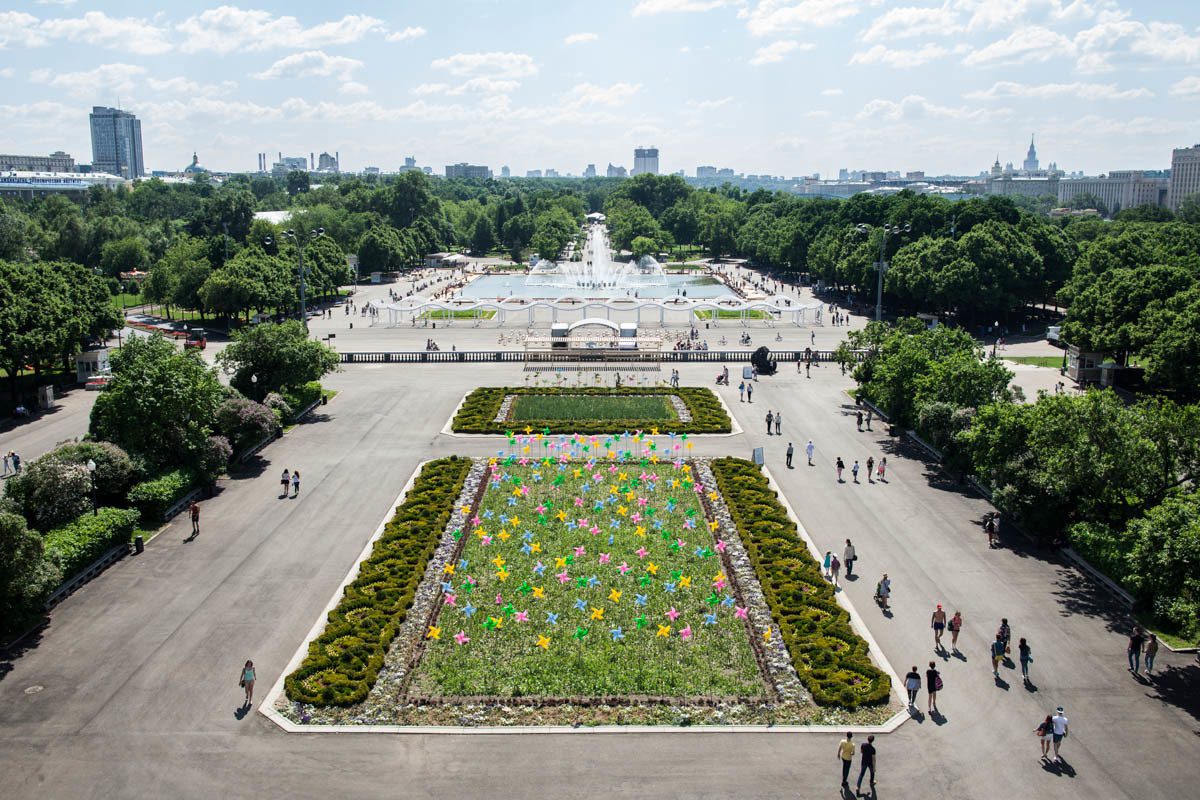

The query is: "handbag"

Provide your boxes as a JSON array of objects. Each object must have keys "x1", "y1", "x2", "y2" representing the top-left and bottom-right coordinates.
[
  {"x1": 934, "y1": 674, "x2": 944, "y2": 691},
  {"x1": 239, "y1": 679, "x2": 245, "y2": 688}
]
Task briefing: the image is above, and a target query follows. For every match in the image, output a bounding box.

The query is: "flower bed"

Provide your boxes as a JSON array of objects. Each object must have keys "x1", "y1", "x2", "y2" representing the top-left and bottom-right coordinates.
[
  {"x1": 284, "y1": 457, "x2": 471, "y2": 706},
  {"x1": 510, "y1": 394, "x2": 676, "y2": 423},
  {"x1": 710, "y1": 458, "x2": 891, "y2": 709},
  {"x1": 452, "y1": 387, "x2": 731, "y2": 434}
]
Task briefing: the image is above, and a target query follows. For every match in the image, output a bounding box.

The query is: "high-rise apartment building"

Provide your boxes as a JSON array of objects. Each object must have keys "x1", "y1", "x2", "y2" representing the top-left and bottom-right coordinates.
[
  {"x1": 1168, "y1": 144, "x2": 1200, "y2": 210},
  {"x1": 632, "y1": 147, "x2": 659, "y2": 175},
  {"x1": 606, "y1": 163, "x2": 627, "y2": 178},
  {"x1": 445, "y1": 163, "x2": 491, "y2": 179},
  {"x1": 89, "y1": 106, "x2": 144, "y2": 178},
  {"x1": 0, "y1": 151, "x2": 75, "y2": 173},
  {"x1": 583, "y1": 164, "x2": 596, "y2": 178}
]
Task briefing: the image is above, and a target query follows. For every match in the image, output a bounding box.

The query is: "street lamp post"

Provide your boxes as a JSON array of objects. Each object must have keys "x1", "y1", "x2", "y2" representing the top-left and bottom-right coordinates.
[
  {"x1": 250, "y1": 373, "x2": 258, "y2": 401},
  {"x1": 86, "y1": 458, "x2": 98, "y2": 516},
  {"x1": 856, "y1": 222, "x2": 910, "y2": 322}
]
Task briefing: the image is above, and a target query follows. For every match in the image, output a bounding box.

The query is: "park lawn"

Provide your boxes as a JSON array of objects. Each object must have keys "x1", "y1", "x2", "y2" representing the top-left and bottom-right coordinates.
[
  {"x1": 407, "y1": 462, "x2": 767, "y2": 698},
  {"x1": 511, "y1": 394, "x2": 676, "y2": 423},
  {"x1": 418, "y1": 309, "x2": 498, "y2": 320},
  {"x1": 1003, "y1": 355, "x2": 1064, "y2": 368},
  {"x1": 694, "y1": 309, "x2": 772, "y2": 320}
]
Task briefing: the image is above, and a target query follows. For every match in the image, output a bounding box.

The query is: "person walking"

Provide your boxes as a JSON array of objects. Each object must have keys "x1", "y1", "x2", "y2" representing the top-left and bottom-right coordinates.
[
  {"x1": 746, "y1": 383, "x2": 753, "y2": 403},
  {"x1": 1050, "y1": 706, "x2": 1069, "y2": 762},
  {"x1": 1145, "y1": 633, "x2": 1159, "y2": 675},
  {"x1": 1127, "y1": 626, "x2": 1146, "y2": 674},
  {"x1": 855, "y1": 410, "x2": 864, "y2": 431},
  {"x1": 877, "y1": 573, "x2": 891, "y2": 610},
  {"x1": 991, "y1": 633, "x2": 1007, "y2": 677},
  {"x1": 280, "y1": 469, "x2": 290, "y2": 498},
  {"x1": 10, "y1": 452, "x2": 19, "y2": 474},
  {"x1": 786, "y1": 442, "x2": 794, "y2": 469},
  {"x1": 926, "y1": 661, "x2": 941, "y2": 714},
  {"x1": 765, "y1": 410, "x2": 774, "y2": 435},
  {"x1": 805, "y1": 361, "x2": 811, "y2": 378},
  {"x1": 291, "y1": 470, "x2": 300, "y2": 497},
  {"x1": 1036, "y1": 714, "x2": 1054, "y2": 759},
  {"x1": 835, "y1": 457, "x2": 845, "y2": 482},
  {"x1": 738, "y1": 381, "x2": 745, "y2": 402},
  {"x1": 851, "y1": 460, "x2": 860, "y2": 483},
  {"x1": 857, "y1": 735, "x2": 876, "y2": 793},
  {"x1": 904, "y1": 665, "x2": 921, "y2": 707},
  {"x1": 865, "y1": 409, "x2": 873, "y2": 431},
  {"x1": 774, "y1": 411, "x2": 781, "y2": 435},
  {"x1": 837, "y1": 732, "x2": 855, "y2": 789},
  {"x1": 843, "y1": 539, "x2": 856, "y2": 577},
  {"x1": 823, "y1": 550, "x2": 833, "y2": 579},
  {"x1": 998, "y1": 618, "x2": 1012, "y2": 653},
  {"x1": 866, "y1": 455, "x2": 875, "y2": 484},
  {"x1": 830, "y1": 554, "x2": 841, "y2": 587},
  {"x1": 188, "y1": 501, "x2": 200, "y2": 539},
  {"x1": 877, "y1": 456, "x2": 886, "y2": 481},
  {"x1": 931, "y1": 604, "x2": 947, "y2": 650},
  {"x1": 806, "y1": 439, "x2": 815, "y2": 466},
  {"x1": 949, "y1": 610, "x2": 963, "y2": 652},
  {"x1": 2, "y1": 451, "x2": 11, "y2": 476},
  {"x1": 240, "y1": 660, "x2": 256, "y2": 708},
  {"x1": 1018, "y1": 637, "x2": 1032, "y2": 683}
]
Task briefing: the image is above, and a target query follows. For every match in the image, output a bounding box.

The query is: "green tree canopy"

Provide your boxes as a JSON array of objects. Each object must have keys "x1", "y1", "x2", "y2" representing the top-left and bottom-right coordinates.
[{"x1": 216, "y1": 320, "x2": 339, "y2": 397}]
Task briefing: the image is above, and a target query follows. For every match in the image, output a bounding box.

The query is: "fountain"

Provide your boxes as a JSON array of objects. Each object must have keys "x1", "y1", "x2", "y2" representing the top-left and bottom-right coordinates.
[{"x1": 526, "y1": 222, "x2": 667, "y2": 295}]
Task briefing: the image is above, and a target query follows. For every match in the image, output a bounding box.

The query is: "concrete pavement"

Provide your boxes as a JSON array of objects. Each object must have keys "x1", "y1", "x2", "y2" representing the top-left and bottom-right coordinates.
[{"x1": 0, "y1": 355, "x2": 1196, "y2": 800}]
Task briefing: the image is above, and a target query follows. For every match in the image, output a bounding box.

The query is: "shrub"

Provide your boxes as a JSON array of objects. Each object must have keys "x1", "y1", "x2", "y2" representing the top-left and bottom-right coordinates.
[
  {"x1": 127, "y1": 468, "x2": 198, "y2": 522},
  {"x1": 200, "y1": 435, "x2": 233, "y2": 482},
  {"x1": 262, "y1": 392, "x2": 294, "y2": 424},
  {"x1": 0, "y1": 511, "x2": 62, "y2": 637},
  {"x1": 711, "y1": 458, "x2": 891, "y2": 708},
  {"x1": 281, "y1": 381, "x2": 323, "y2": 418},
  {"x1": 43, "y1": 441, "x2": 137, "y2": 505},
  {"x1": 43, "y1": 507, "x2": 140, "y2": 579},
  {"x1": 285, "y1": 457, "x2": 470, "y2": 707},
  {"x1": 5, "y1": 458, "x2": 92, "y2": 531},
  {"x1": 215, "y1": 396, "x2": 277, "y2": 452}
]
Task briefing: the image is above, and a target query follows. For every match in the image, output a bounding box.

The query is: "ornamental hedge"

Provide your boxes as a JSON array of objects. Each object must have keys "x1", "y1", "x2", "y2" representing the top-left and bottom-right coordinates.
[
  {"x1": 127, "y1": 468, "x2": 199, "y2": 522},
  {"x1": 43, "y1": 507, "x2": 141, "y2": 579},
  {"x1": 285, "y1": 457, "x2": 471, "y2": 707},
  {"x1": 711, "y1": 458, "x2": 891, "y2": 708},
  {"x1": 451, "y1": 387, "x2": 732, "y2": 434}
]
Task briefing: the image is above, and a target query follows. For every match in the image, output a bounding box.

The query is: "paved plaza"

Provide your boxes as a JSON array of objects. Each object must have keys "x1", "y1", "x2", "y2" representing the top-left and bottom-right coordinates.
[{"x1": 1, "y1": 322, "x2": 1196, "y2": 799}]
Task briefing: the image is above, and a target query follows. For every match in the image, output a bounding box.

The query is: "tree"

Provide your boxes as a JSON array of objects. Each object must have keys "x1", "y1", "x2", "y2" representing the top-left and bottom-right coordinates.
[
  {"x1": 0, "y1": 511, "x2": 61, "y2": 637},
  {"x1": 501, "y1": 212, "x2": 535, "y2": 261},
  {"x1": 98, "y1": 236, "x2": 151, "y2": 278},
  {"x1": 1066, "y1": 192, "x2": 1109, "y2": 217},
  {"x1": 286, "y1": 170, "x2": 311, "y2": 196},
  {"x1": 90, "y1": 334, "x2": 225, "y2": 469},
  {"x1": 302, "y1": 235, "x2": 351, "y2": 299},
  {"x1": 1177, "y1": 193, "x2": 1200, "y2": 224},
  {"x1": 216, "y1": 320, "x2": 339, "y2": 397},
  {"x1": 356, "y1": 226, "x2": 407, "y2": 272},
  {"x1": 529, "y1": 207, "x2": 576, "y2": 261},
  {"x1": 1126, "y1": 492, "x2": 1200, "y2": 638},
  {"x1": 630, "y1": 236, "x2": 656, "y2": 260},
  {"x1": 469, "y1": 217, "x2": 496, "y2": 256}
]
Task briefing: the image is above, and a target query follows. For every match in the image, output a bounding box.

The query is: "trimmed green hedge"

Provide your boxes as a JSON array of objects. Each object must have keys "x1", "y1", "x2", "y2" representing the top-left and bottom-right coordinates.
[
  {"x1": 451, "y1": 387, "x2": 732, "y2": 434},
  {"x1": 711, "y1": 458, "x2": 891, "y2": 708},
  {"x1": 127, "y1": 468, "x2": 198, "y2": 522},
  {"x1": 281, "y1": 381, "x2": 323, "y2": 420},
  {"x1": 44, "y1": 507, "x2": 141, "y2": 579},
  {"x1": 285, "y1": 457, "x2": 471, "y2": 706}
]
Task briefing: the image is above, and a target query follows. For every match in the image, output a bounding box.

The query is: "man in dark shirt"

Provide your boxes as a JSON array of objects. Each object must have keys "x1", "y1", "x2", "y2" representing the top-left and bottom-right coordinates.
[
  {"x1": 857, "y1": 734, "x2": 876, "y2": 792},
  {"x1": 1128, "y1": 626, "x2": 1146, "y2": 674}
]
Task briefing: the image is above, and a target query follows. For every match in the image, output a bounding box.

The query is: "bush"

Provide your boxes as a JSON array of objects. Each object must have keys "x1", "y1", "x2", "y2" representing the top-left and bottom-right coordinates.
[
  {"x1": 0, "y1": 511, "x2": 62, "y2": 637},
  {"x1": 451, "y1": 386, "x2": 732, "y2": 434},
  {"x1": 43, "y1": 441, "x2": 137, "y2": 505},
  {"x1": 215, "y1": 396, "x2": 277, "y2": 452},
  {"x1": 43, "y1": 507, "x2": 140, "y2": 579},
  {"x1": 262, "y1": 392, "x2": 294, "y2": 424},
  {"x1": 4, "y1": 458, "x2": 92, "y2": 531},
  {"x1": 127, "y1": 468, "x2": 198, "y2": 522},
  {"x1": 285, "y1": 458, "x2": 470, "y2": 707},
  {"x1": 711, "y1": 458, "x2": 891, "y2": 708},
  {"x1": 281, "y1": 380, "x2": 323, "y2": 417},
  {"x1": 200, "y1": 435, "x2": 232, "y2": 482}
]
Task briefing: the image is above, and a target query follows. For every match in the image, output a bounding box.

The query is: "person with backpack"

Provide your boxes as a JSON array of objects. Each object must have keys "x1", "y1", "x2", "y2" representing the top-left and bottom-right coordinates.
[
  {"x1": 830, "y1": 554, "x2": 841, "y2": 587},
  {"x1": 904, "y1": 666, "x2": 921, "y2": 707},
  {"x1": 1035, "y1": 714, "x2": 1054, "y2": 759},
  {"x1": 280, "y1": 469, "x2": 290, "y2": 498},
  {"x1": 926, "y1": 661, "x2": 942, "y2": 715},
  {"x1": 991, "y1": 633, "x2": 1007, "y2": 678},
  {"x1": 843, "y1": 539, "x2": 856, "y2": 577},
  {"x1": 1018, "y1": 638, "x2": 1033, "y2": 683},
  {"x1": 835, "y1": 457, "x2": 845, "y2": 482}
]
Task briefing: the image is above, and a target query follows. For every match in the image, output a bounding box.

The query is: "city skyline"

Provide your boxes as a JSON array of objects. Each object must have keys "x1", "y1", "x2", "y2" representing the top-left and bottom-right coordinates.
[{"x1": 1, "y1": 1, "x2": 1198, "y2": 176}]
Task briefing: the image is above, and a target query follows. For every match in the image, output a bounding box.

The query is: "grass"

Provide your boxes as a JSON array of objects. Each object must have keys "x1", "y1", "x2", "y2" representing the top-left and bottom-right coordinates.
[
  {"x1": 407, "y1": 462, "x2": 767, "y2": 697},
  {"x1": 694, "y1": 309, "x2": 773, "y2": 320},
  {"x1": 511, "y1": 395, "x2": 676, "y2": 422},
  {"x1": 1003, "y1": 355, "x2": 1065, "y2": 369},
  {"x1": 418, "y1": 309, "x2": 497, "y2": 320},
  {"x1": 109, "y1": 292, "x2": 143, "y2": 310},
  {"x1": 1134, "y1": 612, "x2": 1198, "y2": 650}
]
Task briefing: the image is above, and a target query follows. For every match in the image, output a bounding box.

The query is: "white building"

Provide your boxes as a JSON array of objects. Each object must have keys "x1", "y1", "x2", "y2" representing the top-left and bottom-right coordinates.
[
  {"x1": 632, "y1": 146, "x2": 659, "y2": 175},
  {"x1": 1168, "y1": 144, "x2": 1200, "y2": 211}
]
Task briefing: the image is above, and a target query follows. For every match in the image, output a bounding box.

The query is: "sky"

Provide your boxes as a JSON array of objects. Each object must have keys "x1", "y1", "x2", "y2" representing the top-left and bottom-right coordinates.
[{"x1": 1, "y1": 0, "x2": 1198, "y2": 177}]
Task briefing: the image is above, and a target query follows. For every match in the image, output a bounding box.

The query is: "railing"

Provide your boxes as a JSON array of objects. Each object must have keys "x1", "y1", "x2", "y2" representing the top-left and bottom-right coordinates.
[
  {"x1": 46, "y1": 542, "x2": 129, "y2": 609},
  {"x1": 339, "y1": 349, "x2": 859, "y2": 364}
]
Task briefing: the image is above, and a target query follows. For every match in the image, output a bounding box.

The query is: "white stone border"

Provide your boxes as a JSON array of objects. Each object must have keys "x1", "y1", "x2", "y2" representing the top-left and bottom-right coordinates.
[
  {"x1": 261, "y1": 458, "x2": 909, "y2": 735},
  {"x1": 440, "y1": 388, "x2": 744, "y2": 437}
]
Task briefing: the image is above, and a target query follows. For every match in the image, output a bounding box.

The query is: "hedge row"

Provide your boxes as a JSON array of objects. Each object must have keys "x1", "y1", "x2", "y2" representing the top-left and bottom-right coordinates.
[
  {"x1": 127, "y1": 468, "x2": 198, "y2": 522},
  {"x1": 711, "y1": 458, "x2": 891, "y2": 708},
  {"x1": 451, "y1": 386, "x2": 732, "y2": 434},
  {"x1": 284, "y1": 457, "x2": 471, "y2": 706},
  {"x1": 44, "y1": 507, "x2": 141, "y2": 579}
]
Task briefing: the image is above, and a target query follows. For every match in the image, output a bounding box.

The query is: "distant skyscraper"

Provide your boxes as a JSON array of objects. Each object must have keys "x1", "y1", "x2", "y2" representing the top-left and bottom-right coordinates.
[
  {"x1": 1168, "y1": 144, "x2": 1200, "y2": 210},
  {"x1": 89, "y1": 106, "x2": 143, "y2": 178},
  {"x1": 583, "y1": 163, "x2": 596, "y2": 178},
  {"x1": 500, "y1": 165, "x2": 511, "y2": 178},
  {"x1": 696, "y1": 165, "x2": 717, "y2": 178},
  {"x1": 633, "y1": 147, "x2": 659, "y2": 175},
  {"x1": 1023, "y1": 135, "x2": 1039, "y2": 172},
  {"x1": 606, "y1": 163, "x2": 627, "y2": 178}
]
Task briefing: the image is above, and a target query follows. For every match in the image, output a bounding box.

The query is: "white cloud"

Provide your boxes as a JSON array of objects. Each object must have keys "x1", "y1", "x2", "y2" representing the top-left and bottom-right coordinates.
[
  {"x1": 1073, "y1": 18, "x2": 1200, "y2": 72},
  {"x1": 411, "y1": 82, "x2": 451, "y2": 95},
  {"x1": 564, "y1": 32, "x2": 599, "y2": 45},
  {"x1": 850, "y1": 43, "x2": 953, "y2": 67},
  {"x1": 955, "y1": 0, "x2": 1111, "y2": 33},
  {"x1": 633, "y1": 0, "x2": 735, "y2": 16},
  {"x1": 861, "y1": 5, "x2": 961, "y2": 42},
  {"x1": 177, "y1": 8, "x2": 384, "y2": 54},
  {"x1": 858, "y1": 94, "x2": 992, "y2": 122},
  {"x1": 386, "y1": 26, "x2": 426, "y2": 42},
  {"x1": 30, "y1": 62, "x2": 146, "y2": 99},
  {"x1": 35, "y1": 0, "x2": 78, "y2": 5},
  {"x1": 962, "y1": 26, "x2": 1073, "y2": 66},
  {"x1": 742, "y1": 0, "x2": 862, "y2": 37},
  {"x1": 431, "y1": 51, "x2": 538, "y2": 78},
  {"x1": 966, "y1": 80, "x2": 1152, "y2": 100},
  {"x1": 35, "y1": 11, "x2": 172, "y2": 55},
  {"x1": 564, "y1": 82, "x2": 642, "y2": 108},
  {"x1": 691, "y1": 96, "x2": 734, "y2": 110},
  {"x1": 254, "y1": 51, "x2": 364, "y2": 82},
  {"x1": 446, "y1": 78, "x2": 521, "y2": 95},
  {"x1": 146, "y1": 77, "x2": 238, "y2": 97},
  {"x1": 0, "y1": 67, "x2": 13, "y2": 78},
  {"x1": 820, "y1": 88, "x2": 844, "y2": 96},
  {"x1": 341, "y1": 81, "x2": 370, "y2": 96},
  {"x1": 1169, "y1": 76, "x2": 1200, "y2": 97},
  {"x1": 749, "y1": 39, "x2": 812, "y2": 65}
]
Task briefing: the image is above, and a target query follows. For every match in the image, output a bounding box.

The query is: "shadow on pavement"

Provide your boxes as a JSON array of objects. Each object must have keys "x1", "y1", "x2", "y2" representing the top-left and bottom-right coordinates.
[
  {"x1": 0, "y1": 621, "x2": 48, "y2": 683},
  {"x1": 1144, "y1": 662, "x2": 1200, "y2": 725}
]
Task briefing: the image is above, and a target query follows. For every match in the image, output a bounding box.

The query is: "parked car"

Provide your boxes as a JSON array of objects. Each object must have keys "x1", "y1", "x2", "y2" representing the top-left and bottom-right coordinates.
[
  {"x1": 183, "y1": 329, "x2": 207, "y2": 350},
  {"x1": 85, "y1": 372, "x2": 114, "y2": 391}
]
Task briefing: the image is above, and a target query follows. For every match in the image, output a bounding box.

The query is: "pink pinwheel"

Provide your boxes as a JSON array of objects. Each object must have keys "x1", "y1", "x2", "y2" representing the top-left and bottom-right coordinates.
[
  {"x1": 734, "y1": 606, "x2": 748, "y2": 619},
  {"x1": 609, "y1": 464, "x2": 618, "y2": 473},
  {"x1": 637, "y1": 497, "x2": 649, "y2": 507},
  {"x1": 480, "y1": 536, "x2": 493, "y2": 546},
  {"x1": 495, "y1": 594, "x2": 504, "y2": 605},
  {"x1": 444, "y1": 594, "x2": 457, "y2": 606},
  {"x1": 518, "y1": 457, "x2": 530, "y2": 466},
  {"x1": 630, "y1": 513, "x2": 642, "y2": 523},
  {"x1": 471, "y1": 516, "x2": 482, "y2": 527},
  {"x1": 574, "y1": 497, "x2": 584, "y2": 507},
  {"x1": 514, "y1": 611, "x2": 529, "y2": 622},
  {"x1": 454, "y1": 631, "x2": 470, "y2": 645},
  {"x1": 676, "y1": 538, "x2": 687, "y2": 549},
  {"x1": 535, "y1": 504, "x2": 548, "y2": 514},
  {"x1": 713, "y1": 577, "x2": 727, "y2": 591},
  {"x1": 574, "y1": 545, "x2": 587, "y2": 557},
  {"x1": 589, "y1": 525, "x2": 600, "y2": 536},
  {"x1": 715, "y1": 540, "x2": 727, "y2": 553},
  {"x1": 679, "y1": 625, "x2": 693, "y2": 640},
  {"x1": 557, "y1": 571, "x2": 571, "y2": 584},
  {"x1": 636, "y1": 547, "x2": 649, "y2": 559},
  {"x1": 598, "y1": 553, "x2": 611, "y2": 565},
  {"x1": 466, "y1": 576, "x2": 477, "y2": 586},
  {"x1": 617, "y1": 561, "x2": 631, "y2": 574},
  {"x1": 666, "y1": 607, "x2": 681, "y2": 622}
]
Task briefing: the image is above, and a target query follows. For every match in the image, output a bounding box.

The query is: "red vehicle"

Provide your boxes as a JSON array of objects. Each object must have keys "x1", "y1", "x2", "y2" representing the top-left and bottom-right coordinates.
[{"x1": 183, "y1": 329, "x2": 207, "y2": 350}]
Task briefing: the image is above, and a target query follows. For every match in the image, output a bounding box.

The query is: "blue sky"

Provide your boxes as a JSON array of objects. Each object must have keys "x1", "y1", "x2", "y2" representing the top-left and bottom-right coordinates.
[{"x1": 2, "y1": 1, "x2": 1198, "y2": 176}]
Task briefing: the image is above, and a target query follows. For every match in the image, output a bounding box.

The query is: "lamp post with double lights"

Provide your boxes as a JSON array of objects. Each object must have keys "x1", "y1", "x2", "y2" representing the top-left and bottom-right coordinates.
[
  {"x1": 856, "y1": 222, "x2": 910, "y2": 322},
  {"x1": 86, "y1": 458, "x2": 98, "y2": 516},
  {"x1": 265, "y1": 228, "x2": 325, "y2": 332}
]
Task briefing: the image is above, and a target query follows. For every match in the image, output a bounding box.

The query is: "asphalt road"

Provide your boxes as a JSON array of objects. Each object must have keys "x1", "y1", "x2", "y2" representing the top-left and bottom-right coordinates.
[{"x1": 0, "y1": 358, "x2": 1195, "y2": 800}]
